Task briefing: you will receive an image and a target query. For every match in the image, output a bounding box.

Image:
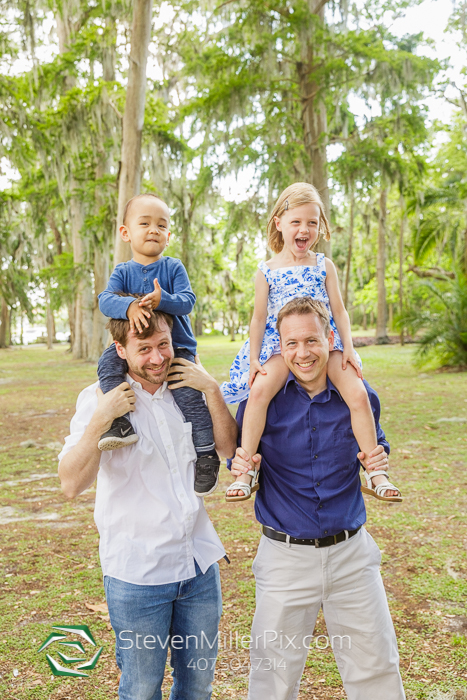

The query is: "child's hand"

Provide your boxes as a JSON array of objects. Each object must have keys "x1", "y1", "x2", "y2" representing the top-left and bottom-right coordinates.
[
  {"x1": 127, "y1": 300, "x2": 152, "y2": 334},
  {"x1": 139, "y1": 279, "x2": 162, "y2": 310},
  {"x1": 249, "y1": 359, "x2": 266, "y2": 388},
  {"x1": 342, "y1": 348, "x2": 363, "y2": 380}
]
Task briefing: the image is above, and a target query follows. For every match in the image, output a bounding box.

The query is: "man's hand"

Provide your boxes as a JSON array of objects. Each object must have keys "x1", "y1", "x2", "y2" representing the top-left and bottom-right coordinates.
[
  {"x1": 139, "y1": 279, "x2": 162, "y2": 310},
  {"x1": 127, "y1": 300, "x2": 152, "y2": 334},
  {"x1": 358, "y1": 444, "x2": 388, "y2": 473},
  {"x1": 94, "y1": 383, "x2": 136, "y2": 432},
  {"x1": 167, "y1": 356, "x2": 217, "y2": 394},
  {"x1": 231, "y1": 446, "x2": 261, "y2": 478}
]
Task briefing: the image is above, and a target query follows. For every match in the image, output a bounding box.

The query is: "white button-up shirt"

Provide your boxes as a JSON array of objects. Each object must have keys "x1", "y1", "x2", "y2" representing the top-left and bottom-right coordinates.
[{"x1": 58, "y1": 376, "x2": 225, "y2": 585}]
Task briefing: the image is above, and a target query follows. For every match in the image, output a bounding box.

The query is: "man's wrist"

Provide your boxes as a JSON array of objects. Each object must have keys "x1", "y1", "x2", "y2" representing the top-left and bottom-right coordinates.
[
  {"x1": 90, "y1": 408, "x2": 113, "y2": 435},
  {"x1": 203, "y1": 376, "x2": 221, "y2": 399}
]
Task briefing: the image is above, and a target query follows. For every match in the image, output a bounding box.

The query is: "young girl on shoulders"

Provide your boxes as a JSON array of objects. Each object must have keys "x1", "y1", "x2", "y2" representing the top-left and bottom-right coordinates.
[{"x1": 221, "y1": 182, "x2": 402, "y2": 503}]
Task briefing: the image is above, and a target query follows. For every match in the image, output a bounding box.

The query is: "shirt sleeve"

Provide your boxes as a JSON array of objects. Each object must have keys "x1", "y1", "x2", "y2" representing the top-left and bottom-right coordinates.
[
  {"x1": 98, "y1": 266, "x2": 134, "y2": 320},
  {"x1": 365, "y1": 382, "x2": 390, "y2": 455},
  {"x1": 57, "y1": 383, "x2": 112, "y2": 466},
  {"x1": 157, "y1": 261, "x2": 196, "y2": 316}
]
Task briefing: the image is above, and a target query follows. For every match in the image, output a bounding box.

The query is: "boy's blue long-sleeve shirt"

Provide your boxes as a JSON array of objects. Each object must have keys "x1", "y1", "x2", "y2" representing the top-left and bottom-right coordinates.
[{"x1": 98, "y1": 257, "x2": 197, "y2": 354}]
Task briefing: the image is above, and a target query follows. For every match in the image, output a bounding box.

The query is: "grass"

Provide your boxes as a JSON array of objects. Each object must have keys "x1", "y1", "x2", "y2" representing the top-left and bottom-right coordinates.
[{"x1": 0, "y1": 338, "x2": 466, "y2": 698}]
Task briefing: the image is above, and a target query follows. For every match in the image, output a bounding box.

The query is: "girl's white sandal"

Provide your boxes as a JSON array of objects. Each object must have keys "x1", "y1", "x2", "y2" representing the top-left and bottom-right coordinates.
[
  {"x1": 361, "y1": 469, "x2": 403, "y2": 502},
  {"x1": 225, "y1": 469, "x2": 259, "y2": 502}
]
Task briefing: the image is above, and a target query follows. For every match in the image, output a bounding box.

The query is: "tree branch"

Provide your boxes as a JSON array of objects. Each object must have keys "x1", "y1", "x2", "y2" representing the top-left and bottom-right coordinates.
[
  {"x1": 314, "y1": 0, "x2": 332, "y2": 13},
  {"x1": 408, "y1": 265, "x2": 455, "y2": 281}
]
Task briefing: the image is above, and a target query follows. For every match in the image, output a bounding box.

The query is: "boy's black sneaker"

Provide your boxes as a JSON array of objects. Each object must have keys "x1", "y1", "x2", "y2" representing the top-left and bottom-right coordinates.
[
  {"x1": 98, "y1": 416, "x2": 139, "y2": 451},
  {"x1": 194, "y1": 454, "x2": 220, "y2": 497}
]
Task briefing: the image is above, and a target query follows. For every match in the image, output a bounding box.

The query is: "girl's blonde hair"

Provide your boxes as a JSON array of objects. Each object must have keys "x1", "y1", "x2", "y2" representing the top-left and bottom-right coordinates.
[{"x1": 267, "y1": 182, "x2": 331, "y2": 254}]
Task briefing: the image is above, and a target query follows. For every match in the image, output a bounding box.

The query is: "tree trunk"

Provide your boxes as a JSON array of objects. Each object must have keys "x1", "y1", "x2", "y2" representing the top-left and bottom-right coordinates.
[
  {"x1": 343, "y1": 182, "x2": 354, "y2": 307},
  {"x1": 230, "y1": 314, "x2": 236, "y2": 342},
  {"x1": 376, "y1": 187, "x2": 389, "y2": 344},
  {"x1": 0, "y1": 297, "x2": 9, "y2": 348},
  {"x1": 194, "y1": 315, "x2": 203, "y2": 337},
  {"x1": 67, "y1": 301, "x2": 75, "y2": 350},
  {"x1": 89, "y1": 17, "x2": 117, "y2": 361},
  {"x1": 46, "y1": 298, "x2": 55, "y2": 350},
  {"x1": 71, "y1": 195, "x2": 94, "y2": 359},
  {"x1": 90, "y1": 241, "x2": 110, "y2": 361},
  {"x1": 56, "y1": 11, "x2": 94, "y2": 359},
  {"x1": 114, "y1": 0, "x2": 154, "y2": 266},
  {"x1": 362, "y1": 305, "x2": 367, "y2": 330},
  {"x1": 399, "y1": 194, "x2": 406, "y2": 345},
  {"x1": 297, "y1": 0, "x2": 332, "y2": 258}
]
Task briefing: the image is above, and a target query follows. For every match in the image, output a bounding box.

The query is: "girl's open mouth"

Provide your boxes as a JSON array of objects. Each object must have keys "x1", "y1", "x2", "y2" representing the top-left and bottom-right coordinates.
[{"x1": 295, "y1": 237, "x2": 308, "y2": 250}]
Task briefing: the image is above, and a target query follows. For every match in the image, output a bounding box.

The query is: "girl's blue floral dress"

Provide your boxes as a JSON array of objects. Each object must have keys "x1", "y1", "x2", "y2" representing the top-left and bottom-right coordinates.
[{"x1": 220, "y1": 253, "x2": 362, "y2": 404}]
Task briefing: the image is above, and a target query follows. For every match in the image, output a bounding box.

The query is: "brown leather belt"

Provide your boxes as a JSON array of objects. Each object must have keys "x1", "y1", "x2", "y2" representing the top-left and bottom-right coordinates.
[{"x1": 262, "y1": 524, "x2": 362, "y2": 548}]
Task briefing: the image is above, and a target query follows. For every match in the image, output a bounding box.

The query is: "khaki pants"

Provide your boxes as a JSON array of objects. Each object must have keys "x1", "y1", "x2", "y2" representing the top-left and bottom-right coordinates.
[{"x1": 247, "y1": 528, "x2": 405, "y2": 700}]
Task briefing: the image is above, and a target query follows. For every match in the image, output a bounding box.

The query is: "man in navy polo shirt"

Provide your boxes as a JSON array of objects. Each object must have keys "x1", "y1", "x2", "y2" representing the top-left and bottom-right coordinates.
[{"x1": 230, "y1": 297, "x2": 405, "y2": 700}]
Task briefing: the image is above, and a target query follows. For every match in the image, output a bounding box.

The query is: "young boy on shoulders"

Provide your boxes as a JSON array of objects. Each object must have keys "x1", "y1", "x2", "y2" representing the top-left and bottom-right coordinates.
[{"x1": 97, "y1": 193, "x2": 220, "y2": 497}]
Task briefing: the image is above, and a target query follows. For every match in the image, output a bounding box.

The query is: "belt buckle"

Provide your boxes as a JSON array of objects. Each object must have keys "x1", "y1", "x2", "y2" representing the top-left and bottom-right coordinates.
[{"x1": 314, "y1": 538, "x2": 320, "y2": 548}]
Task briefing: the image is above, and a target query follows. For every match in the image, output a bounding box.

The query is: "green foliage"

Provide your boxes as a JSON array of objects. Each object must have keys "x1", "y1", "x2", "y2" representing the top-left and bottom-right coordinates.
[{"x1": 403, "y1": 272, "x2": 467, "y2": 368}]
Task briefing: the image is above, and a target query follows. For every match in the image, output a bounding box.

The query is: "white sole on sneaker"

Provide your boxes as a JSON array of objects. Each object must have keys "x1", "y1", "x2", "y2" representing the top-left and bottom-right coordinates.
[{"x1": 97, "y1": 434, "x2": 139, "y2": 451}]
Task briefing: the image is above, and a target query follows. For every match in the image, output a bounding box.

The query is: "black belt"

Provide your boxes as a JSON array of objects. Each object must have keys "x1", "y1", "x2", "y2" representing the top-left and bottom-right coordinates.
[{"x1": 262, "y1": 524, "x2": 362, "y2": 548}]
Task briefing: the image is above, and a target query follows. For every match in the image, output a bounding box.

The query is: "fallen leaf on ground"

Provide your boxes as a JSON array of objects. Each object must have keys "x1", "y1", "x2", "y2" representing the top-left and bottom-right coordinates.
[{"x1": 85, "y1": 601, "x2": 108, "y2": 613}]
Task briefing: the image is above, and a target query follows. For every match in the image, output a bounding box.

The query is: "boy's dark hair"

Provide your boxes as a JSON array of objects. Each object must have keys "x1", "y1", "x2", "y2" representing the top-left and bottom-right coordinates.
[
  {"x1": 122, "y1": 193, "x2": 167, "y2": 225},
  {"x1": 276, "y1": 297, "x2": 331, "y2": 337},
  {"x1": 106, "y1": 295, "x2": 173, "y2": 346}
]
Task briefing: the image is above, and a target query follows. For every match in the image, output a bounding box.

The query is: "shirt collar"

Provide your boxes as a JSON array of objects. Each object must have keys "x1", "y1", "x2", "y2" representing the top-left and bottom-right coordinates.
[
  {"x1": 284, "y1": 371, "x2": 343, "y2": 403},
  {"x1": 126, "y1": 374, "x2": 168, "y2": 399}
]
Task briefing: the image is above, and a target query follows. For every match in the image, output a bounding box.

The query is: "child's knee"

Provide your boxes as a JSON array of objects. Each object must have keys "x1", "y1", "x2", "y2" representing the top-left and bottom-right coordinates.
[
  {"x1": 347, "y1": 385, "x2": 371, "y2": 413},
  {"x1": 249, "y1": 376, "x2": 275, "y2": 405}
]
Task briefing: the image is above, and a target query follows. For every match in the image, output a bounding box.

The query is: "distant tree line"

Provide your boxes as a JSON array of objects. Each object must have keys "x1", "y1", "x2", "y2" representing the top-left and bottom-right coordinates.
[{"x1": 0, "y1": 0, "x2": 466, "y2": 368}]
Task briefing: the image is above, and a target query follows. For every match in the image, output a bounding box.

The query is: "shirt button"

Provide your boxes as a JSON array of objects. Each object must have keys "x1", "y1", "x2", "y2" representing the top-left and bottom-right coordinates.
[
  {"x1": 314, "y1": 455, "x2": 318, "y2": 459},
  {"x1": 143, "y1": 269, "x2": 147, "y2": 273},
  {"x1": 316, "y1": 482, "x2": 320, "y2": 487},
  {"x1": 319, "y1": 504, "x2": 323, "y2": 509},
  {"x1": 143, "y1": 277, "x2": 147, "y2": 281},
  {"x1": 312, "y1": 427, "x2": 316, "y2": 432},
  {"x1": 324, "y1": 530, "x2": 328, "y2": 534}
]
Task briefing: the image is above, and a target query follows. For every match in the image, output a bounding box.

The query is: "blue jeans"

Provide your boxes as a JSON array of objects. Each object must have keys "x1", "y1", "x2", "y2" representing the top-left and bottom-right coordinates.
[
  {"x1": 104, "y1": 562, "x2": 222, "y2": 700},
  {"x1": 97, "y1": 344, "x2": 215, "y2": 453}
]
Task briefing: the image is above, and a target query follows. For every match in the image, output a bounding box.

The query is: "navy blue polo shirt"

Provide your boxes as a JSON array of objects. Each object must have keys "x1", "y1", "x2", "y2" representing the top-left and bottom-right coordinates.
[{"x1": 233, "y1": 374, "x2": 390, "y2": 539}]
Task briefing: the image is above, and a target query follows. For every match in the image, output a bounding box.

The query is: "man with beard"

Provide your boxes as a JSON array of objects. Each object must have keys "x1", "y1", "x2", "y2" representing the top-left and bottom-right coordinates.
[{"x1": 58, "y1": 307, "x2": 237, "y2": 700}]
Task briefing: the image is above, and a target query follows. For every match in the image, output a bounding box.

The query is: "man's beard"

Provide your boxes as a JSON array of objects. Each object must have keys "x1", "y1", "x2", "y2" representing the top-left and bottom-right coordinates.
[{"x1": 126, "y1": 358, "x2": 170, "y2": 386}]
